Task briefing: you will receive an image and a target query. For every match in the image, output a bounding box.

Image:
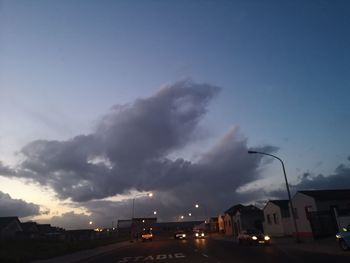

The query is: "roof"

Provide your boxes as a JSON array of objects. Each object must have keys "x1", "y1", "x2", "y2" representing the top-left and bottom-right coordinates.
[
  {"x1": 266, "y1": 200, "x2": 291, "y2": 218},
  {"x1": 224, "y1": 204, "x2": 245, "y2": 216},
  {"x1": 270, "y1": 200, "x2": 289, "y2": 210},
  {"x1": 0, "y1": 217, "x2": 20, "y2": 230},
  {"x1": 21, "y1": 222, "x2": 39, "y2": 232},
  {"x1": 298, "y1": 189, "x2": 350, "y2": 201}
]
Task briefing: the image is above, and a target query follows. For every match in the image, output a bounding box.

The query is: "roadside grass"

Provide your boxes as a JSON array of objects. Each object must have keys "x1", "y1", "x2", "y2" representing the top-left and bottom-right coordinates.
[{"x1": 0, "y1": 237, "x2": 127, "y2": 263}]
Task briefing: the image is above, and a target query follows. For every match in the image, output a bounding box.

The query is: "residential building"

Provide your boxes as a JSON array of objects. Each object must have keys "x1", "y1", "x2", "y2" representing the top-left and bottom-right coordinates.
[
  {"x1": 218, "y1": 215, "x2": 225, "y2": 233},
  {"x1": 233, "y1": 205, "x2": 264, "y2": 236},
  {"x1": 263, "y1": 200, "x2": 292, "y2": 236},
  {"x1": 291, "y1": 189, "x2": 350, "y2": 238},
  {"x1": 223, "y1": 204, "x2": 244, "y2": 236},
  {"x1": 0, "y1": 217, "x2": 22, "y2": 240}
]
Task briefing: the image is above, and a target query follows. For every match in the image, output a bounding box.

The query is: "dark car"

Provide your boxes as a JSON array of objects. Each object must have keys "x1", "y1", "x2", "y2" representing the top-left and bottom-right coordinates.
[
  {"x1": 237, "y1": 229, "x2": 271, "y2": 245},
  {"x1": 174, "y1": 231, "x2": 186, "y2": 239},
  {"x1": 194, "y1": 230, "x2": 206, "y2": 239},
  {"x1": 141, "y1": 228, "x2": 153, "y2": 241},
  {"x1": 336, "y1": 224, "x2": 350, "y2": 251}
]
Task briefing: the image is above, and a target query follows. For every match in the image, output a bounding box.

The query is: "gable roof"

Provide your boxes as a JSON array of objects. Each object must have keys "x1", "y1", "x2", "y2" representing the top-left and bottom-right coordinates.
[
  {"x1": 21, "y1": 222, "x2": 39, "y2": 232},
  {"x1": 299, "y1": 189, "x2": 350, "y2": 201},
  {"x1": 224, "y1": 204, "x2": 245, "y2": 216},
  {"x1": 270, "y1": 200, "x2": 289, "y2": 210},
  {"x1": 265, "y1": 200, "x2": 291, "y2": 218},
  {"x1": 0, "y1": 217, "x2": 21, "y2": 230}
]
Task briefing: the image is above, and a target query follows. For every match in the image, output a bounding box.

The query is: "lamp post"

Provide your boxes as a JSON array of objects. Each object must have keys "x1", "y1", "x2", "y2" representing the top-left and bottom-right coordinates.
[
  {"x1": 131, "y1": 192, "x2": 153, "y2": 219},
  {"x1": 130, "y1": 192, "x2": 153, "y2": 242},
  {"x1": 248, "y1": 150, "x2": 300, "y2": 242},
  {"x1": 195, "y1": 203, "x2": 209, "y2": 223}
]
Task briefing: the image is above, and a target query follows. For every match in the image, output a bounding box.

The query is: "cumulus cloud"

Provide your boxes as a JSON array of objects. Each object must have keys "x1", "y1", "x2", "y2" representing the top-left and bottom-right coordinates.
[
  {"x1": 0, "y1": 191, "x2": 40, "y2": 218},
  {"x1": 1, "y1": 81, "x2": 278, "y2": 225}
]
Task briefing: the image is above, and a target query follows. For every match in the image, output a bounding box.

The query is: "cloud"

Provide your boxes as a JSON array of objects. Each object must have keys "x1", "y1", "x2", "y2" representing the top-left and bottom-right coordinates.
[
  {"x1": 0, "y1": 191, "x2": 40, "y2": 218},
  {"x1": 39, "y1": 211, "x2": 91, "y2": 230},
  {"x1": 242, "y1": 161, "x2": 350, "y2": 204},
  {"x1": 1, "y1": 81, "x2": 278, "y2": 225}
]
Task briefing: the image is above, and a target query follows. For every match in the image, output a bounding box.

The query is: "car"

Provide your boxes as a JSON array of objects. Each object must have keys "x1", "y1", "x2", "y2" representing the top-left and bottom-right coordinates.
[
  {"x1": 194, "y1": 230, "x2": 206, "y2": 239},
  {"x1": 237, "y1": 229, "x2": 271, "y2": 245},
  {"x1": 174, "y1": 231, "x2": 186, "y2": 239},
  {"x1": 336, "y1": 224, "x2": 350, "y2": 251},
  {"x1": 141, "y1": 228, "x2": 153, "y2": 241}
]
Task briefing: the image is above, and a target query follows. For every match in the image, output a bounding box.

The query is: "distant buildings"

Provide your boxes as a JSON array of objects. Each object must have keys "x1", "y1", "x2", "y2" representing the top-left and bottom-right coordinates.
[{"x1": 219, "y1": 189, "x2": 350, "y2": 240}]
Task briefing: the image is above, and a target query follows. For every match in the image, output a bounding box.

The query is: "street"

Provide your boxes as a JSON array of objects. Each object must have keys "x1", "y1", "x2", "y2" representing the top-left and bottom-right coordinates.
[{"x1": 79, "y1": 235, "x2": 349, "y2": 263}]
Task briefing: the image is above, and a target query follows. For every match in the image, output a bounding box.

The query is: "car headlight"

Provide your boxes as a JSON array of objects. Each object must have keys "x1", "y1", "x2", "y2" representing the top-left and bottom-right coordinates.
[
  {"x1": 252, "y1": 236, "x2": 258, "y2": 240},
  {"x1": 264, "y1": 236, "x2": 270, "y2": 241},
  {"x1": 195, "y1": 233, "x2": 199, "y2": 237},
  {"x1": 182, "y1": 234, "x2": 186, "y2": 237},
  {"x1": 201, "y1": 233, "x2": 205, "y2": 236},
  {"x1": 336, "y1": 234, "x2": 341, "y2": 239}
]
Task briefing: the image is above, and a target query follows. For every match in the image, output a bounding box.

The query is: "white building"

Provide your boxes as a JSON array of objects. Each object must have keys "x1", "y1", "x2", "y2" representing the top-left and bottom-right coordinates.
[
  {"x1": 291, "y1": 189, "x2": 350, "y2": 238},
  {"x1": 263, "y1": 200, "x2": 293, "y2": 237}
]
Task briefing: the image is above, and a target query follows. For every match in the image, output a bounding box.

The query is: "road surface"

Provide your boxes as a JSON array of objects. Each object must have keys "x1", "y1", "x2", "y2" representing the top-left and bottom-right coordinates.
[{"x1": 79, "y1": 235, "x2": 349, "y2": 263}]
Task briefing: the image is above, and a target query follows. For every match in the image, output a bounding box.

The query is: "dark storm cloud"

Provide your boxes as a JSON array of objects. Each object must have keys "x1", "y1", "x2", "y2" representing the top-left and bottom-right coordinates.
[
  {"x1": 0, "y1": 191, "x2": 40, "y2": 217},
  {"x1": 1, "y1": 81, "x2": 278, "y2": 224},
  {"x1": 246, "y1": 161, "x2": 350, "y2": 204},
  {"x1": 292, "y1": 164, "x2": 350, "y2": 190}
]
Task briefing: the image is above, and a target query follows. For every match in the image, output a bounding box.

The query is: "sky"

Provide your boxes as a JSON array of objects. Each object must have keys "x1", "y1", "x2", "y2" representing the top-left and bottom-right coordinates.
[{"x1": 0, "y1": 0, "x2": 350, "y2": 229}]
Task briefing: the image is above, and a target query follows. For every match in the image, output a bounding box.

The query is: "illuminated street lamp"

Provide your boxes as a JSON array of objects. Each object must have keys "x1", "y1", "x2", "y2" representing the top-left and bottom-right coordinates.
[
  {"x1": 195, "y1": 203, "x2": 208, "y2": 222},
  {"x1": 131, "y1": 192, "x2": 153, "y2": 219},
  {"x1": 180, "y1": 215, "x2": 184, "y2": 220},
  {"x1": 248, "y1": 150, "x2": 300, "y2": 242},
  {"x1": 89, "y1": 221, "x2": 93, "y2": 225},
  {"x1": 188, "y1": 213, "x2": 192, "y2": 217},
  {"x1": 153, "y1": 211, "x2": 157, "y2": 215}
]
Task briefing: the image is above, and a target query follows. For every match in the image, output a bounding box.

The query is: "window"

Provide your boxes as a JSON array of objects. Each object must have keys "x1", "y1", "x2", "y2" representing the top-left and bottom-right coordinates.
[
  {"x1": 273, "y1": 213, "x2": 279, "y2": 224},
  {"x1": 266, "y1": 214, "x2": 271, "y2": 224}
]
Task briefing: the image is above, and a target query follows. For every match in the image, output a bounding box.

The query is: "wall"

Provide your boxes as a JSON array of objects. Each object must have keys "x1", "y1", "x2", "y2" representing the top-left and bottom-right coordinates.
[
  {"x1": 263, "y1": 202, "x2": 285, "y2": 236},
  {"x1": 291, "y1": 193, "x2": 316, "y2": 237}
]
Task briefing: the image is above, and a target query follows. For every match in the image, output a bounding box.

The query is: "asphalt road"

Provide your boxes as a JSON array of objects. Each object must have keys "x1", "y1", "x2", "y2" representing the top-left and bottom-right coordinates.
[{"x1": 79, "y1": 235, "x2": 349, "y2": 263}]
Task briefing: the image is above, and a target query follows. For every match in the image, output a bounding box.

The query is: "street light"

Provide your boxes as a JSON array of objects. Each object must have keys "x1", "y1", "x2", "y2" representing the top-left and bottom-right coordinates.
[
  {"x1": 248, "y1": 150, "x2": 300, "y2": 242},
  {"x1": 195, "y1": 203, "x2": 208, "y2": 223},
  {"x1": 131, "y1": 192, "x2": 153, "y2": 219},
  {"x1": 153, "y1": 211, "x2": 157, "y2": 215},
  {"x1": 188, "y1": 213, "x2": 192, "y2": 217}
]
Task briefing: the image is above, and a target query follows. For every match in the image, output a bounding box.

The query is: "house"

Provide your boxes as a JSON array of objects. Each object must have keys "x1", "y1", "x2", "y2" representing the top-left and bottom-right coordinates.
[
  {"x1": 223, "y1": 204, "x2": 244, "y2": 236},
  {"x1": 19, "y1": 222, "x2": 40, "y2": 239},
  {"x1": 291, "y1": 189, "x2": 350, "y2": 238},
  {"x1": 218, "y1": 215, "x2": 225, "y2": 233},
  {"x1": 263, "y1": 200, "x2": 293, "y2": 237},
  {"x1": 208, "y1": 217, "x2": 219, "y2": 232},
  {"x1": 233, "y1": 205, "x2": 264, "y2": 236},
  {"x1": 223, "y1": 204, "x2": 263, "y2": 237},
  {"x1": 0, "y1": 217, "x2": 22, "y2": 240}
]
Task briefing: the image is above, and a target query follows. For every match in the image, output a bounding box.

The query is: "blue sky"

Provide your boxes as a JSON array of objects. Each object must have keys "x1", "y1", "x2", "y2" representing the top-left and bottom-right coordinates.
[{"x1": 0, "y1": 0, "x2": 350, "y2": 228}]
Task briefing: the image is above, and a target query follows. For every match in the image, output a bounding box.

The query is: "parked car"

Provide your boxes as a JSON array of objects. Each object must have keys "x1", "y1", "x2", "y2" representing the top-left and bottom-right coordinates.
[
  {"x1": 174, "y1": 230, "x2": 186, "y2": 239},
  {"x1": 141, "y1": 228, "x2": 153, "y2": 241},
  {"x1": 194, "y1": 230, "x2": 206, "y2": 239},
  {"x1": 237, "y1": 229, "x2": 270, "y2": 245},
  {"x1": 336, "y1": 224, "x2": 350, "y2": 251}
]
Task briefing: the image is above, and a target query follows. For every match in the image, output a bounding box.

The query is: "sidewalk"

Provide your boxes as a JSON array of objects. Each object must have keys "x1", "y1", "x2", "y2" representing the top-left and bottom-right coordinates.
[
  {"x1": 272, "y1": 236, "x2": 349, "y2": 256},
  {"x1": 210, "y1": 234, "x2": 349, "y2": 256},
  {"x1": 32, "y1": 240, "x2": 133, "y2": 263}
]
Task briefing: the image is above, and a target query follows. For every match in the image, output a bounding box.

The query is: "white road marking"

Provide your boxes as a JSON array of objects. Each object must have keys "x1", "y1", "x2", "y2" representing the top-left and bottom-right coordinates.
[
  {"x1": 202, "y1": 253, "x2": 209, "y2": 258},
  {"x1": 117, "y1": 253, "x2": 186, "y2": 262}
]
